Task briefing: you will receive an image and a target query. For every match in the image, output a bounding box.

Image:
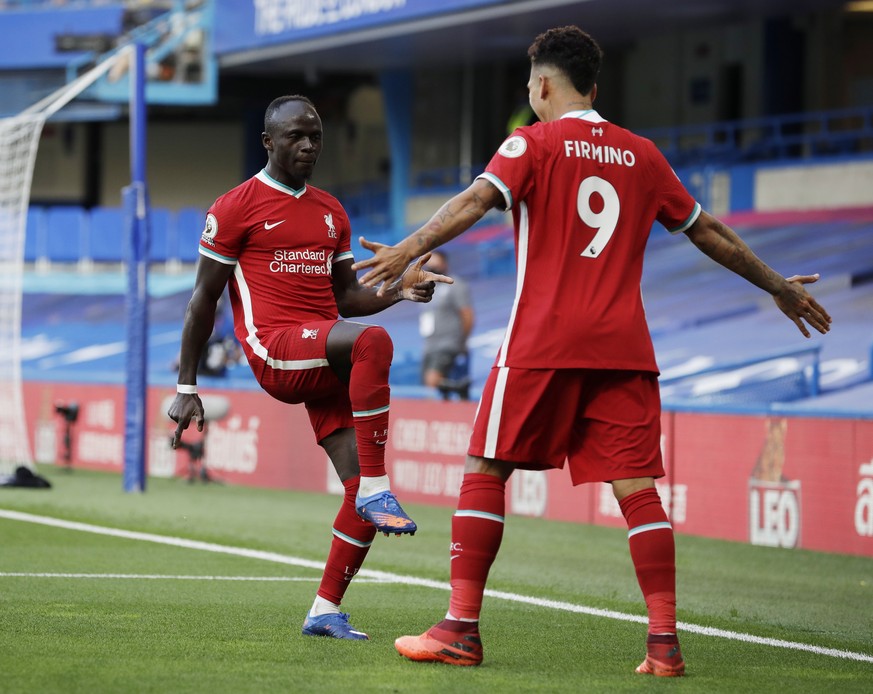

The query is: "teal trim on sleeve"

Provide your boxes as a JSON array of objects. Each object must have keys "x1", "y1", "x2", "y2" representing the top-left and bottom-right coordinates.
[
  {"x1": 668, "y1": 202, "x2": 702, "y2": 234},
  {"x1": 198, "y1": 246, "x2": 237, "y2": 265},
  {"x1": 476, "y1": 172, "x2": 513, "y2": 210}
]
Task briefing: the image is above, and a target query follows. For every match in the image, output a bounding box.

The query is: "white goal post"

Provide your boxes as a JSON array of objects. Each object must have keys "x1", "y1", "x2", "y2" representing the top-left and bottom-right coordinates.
[{"x1": 0, "y1": 49, "x2": 132, "y2": 479}]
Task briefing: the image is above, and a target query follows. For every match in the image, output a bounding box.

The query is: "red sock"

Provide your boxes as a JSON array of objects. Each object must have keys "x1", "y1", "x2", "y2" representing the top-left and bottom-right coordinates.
[
  {"x1": 619, "y1": 487, "x2": 676, "y2": 635},
  {"x1": 317, "y1": 476, "x2": 378, "y2": 605},
  {"x1": 349, "y1": 327, "x2": 392, "y2": 478},
  {"x1": 448, "y1": 473, "x2": 506, "y2": 622}
]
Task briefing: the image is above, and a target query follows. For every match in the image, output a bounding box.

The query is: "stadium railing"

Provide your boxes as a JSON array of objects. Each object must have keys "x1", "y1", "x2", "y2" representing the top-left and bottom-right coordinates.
[{"x1": 637, "y1": 105, "x2": 873, "y2": 167}]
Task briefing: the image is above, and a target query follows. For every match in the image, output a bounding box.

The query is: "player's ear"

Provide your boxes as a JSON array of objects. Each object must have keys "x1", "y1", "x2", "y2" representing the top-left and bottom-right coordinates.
[
  {"x1": 262, "y1": 132, "x2": 272, "y2": 151},
  {"x1": 537, "y1": 73, "x2": 548, "y2": 100},
  {"x1": 590, "y1": 83, "x2": 598, "y2": 104}
]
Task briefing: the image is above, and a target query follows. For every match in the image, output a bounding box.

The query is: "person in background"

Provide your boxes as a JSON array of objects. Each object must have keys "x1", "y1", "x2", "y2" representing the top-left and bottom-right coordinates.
[
  {"x1": 419, "y1": 251, "x2": 474, "y2": 400},
  {"x1": 168, "y1": 95, "x2": 451, "y2": 641},
  {"x1": 351, "y1": 26, "x2": 831, "y2": 675}
]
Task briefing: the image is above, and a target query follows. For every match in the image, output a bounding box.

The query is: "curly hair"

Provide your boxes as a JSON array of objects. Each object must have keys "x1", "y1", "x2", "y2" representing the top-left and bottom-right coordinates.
[
  {"x1": 527, "y1": 26, "x2": 603, "y2": 96},
  {"x1": 264, "y1": 95, "x2": 316, "y2": 133}
]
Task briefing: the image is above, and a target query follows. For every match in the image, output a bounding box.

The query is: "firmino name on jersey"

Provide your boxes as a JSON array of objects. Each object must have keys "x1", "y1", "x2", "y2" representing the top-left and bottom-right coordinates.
[
  {"x1": 271, "y1": 248, "x2": 331, "y2": 275},
  {"x1": 563, "y1": 140, "x2": 636, "y2": 167}
]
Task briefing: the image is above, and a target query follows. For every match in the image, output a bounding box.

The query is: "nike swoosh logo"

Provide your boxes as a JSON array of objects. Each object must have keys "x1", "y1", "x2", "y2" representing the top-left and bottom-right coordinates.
[{"x1": 264, "y1": 220, "x2": 285, "y2": 230}]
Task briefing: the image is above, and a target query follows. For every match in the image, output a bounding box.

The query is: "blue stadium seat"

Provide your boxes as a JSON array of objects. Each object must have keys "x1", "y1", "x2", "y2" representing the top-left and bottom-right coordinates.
[
  {"x1": 173, "y1": 207, "x2": 205, "y2": 264},
  {"x1": 25, "y1": 206, "x2": 48, "y2": 263},
  {"x1": 149, "y1": 207, "x2": 172, "y2": 263},
  {"x1": 478, "y1": 238, "x2": 515, "y2": 276},
  {"x1": 45, "y1": 206, "x2": 88, "y2": 264},
  {"x1": 88, "y1": 206, "x2": 125, "y2": 263}
]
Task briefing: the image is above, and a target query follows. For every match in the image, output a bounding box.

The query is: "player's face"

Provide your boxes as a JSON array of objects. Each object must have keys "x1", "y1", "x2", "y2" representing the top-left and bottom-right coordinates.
[{"x1": 264, "y1": 101, "x2": 323, "y2": 188}]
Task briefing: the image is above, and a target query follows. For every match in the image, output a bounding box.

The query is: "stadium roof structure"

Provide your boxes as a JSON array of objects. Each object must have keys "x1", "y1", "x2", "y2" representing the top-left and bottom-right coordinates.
[{"x1": 215, "y1": 0, "x2": 850, "y2": 76}]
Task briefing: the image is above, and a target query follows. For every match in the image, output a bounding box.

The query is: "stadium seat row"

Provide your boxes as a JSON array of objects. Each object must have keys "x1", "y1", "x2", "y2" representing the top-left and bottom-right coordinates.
[{"x1": 25, "y1": 205, "x2": 207, "y2": 265}]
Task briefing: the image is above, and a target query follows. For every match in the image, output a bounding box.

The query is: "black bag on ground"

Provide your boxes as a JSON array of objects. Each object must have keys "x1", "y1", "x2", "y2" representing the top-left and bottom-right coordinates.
[{"x1": 0, "y1": 466, "x2": 51, "y2": 489}]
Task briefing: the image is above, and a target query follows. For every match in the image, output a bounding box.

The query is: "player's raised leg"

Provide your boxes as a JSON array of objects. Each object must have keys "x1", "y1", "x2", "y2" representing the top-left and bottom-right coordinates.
[{"x1": 326, "y1": 322, "x2": 416, "y2": 535}]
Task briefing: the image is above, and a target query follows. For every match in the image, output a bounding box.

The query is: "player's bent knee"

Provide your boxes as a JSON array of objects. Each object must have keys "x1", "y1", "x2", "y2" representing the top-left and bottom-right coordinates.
[{"x1": 356, "y1": 325, "x2": 394, "y2": 360}]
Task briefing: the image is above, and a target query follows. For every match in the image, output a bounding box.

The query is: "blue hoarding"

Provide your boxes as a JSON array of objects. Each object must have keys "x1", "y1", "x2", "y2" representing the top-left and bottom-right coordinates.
[
  {"x1": 0, "y1": 6, "x2": 124, "y2": 69},
  {"x1": 214, "y1": 0, "x2": 508, "y2": 55}
]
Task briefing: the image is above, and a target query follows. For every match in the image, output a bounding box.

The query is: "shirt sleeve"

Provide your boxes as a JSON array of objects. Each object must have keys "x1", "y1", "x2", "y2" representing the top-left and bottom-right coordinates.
[
  {"x1": 198, "y1": 196, "x2": 245, "y2": 265},
  {"x1": 332, "y1": 204, "x2": 354, "y2": 264},
  {"x1": 476, "y1": 127, "x2": 538, "y2": 211},
  {"x1": 646, "y1": 140, "x2": 701, "y2": 234}
]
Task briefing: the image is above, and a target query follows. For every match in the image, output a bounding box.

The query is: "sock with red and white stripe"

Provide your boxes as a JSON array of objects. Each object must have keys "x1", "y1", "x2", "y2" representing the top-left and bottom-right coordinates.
[
  {"x1": 313, "y1": 476, "x2": 378, "y2": 612},
  {"x1": 349, "y1": 327, "x2": 392, "y2": 484},
  {"x1": 446, "y1": 473, "x2": 506, "y2": 623},
  {"x1": 619, "y1": 487, "x2": 677, "y2": 635}
]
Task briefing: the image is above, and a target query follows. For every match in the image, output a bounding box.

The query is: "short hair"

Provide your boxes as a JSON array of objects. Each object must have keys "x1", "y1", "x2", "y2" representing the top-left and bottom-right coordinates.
[
  {"x1": 527, "y1": 26, "x2": 603, "y2": 96},
  {"x1": 264, "y1": 95, "x2": 316, "y2": 133}
]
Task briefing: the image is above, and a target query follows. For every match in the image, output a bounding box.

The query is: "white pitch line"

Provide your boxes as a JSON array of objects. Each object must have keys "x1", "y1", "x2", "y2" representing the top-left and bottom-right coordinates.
[
  {"x1": 2, "y1": 508, "x2": 872, "y2": 665},
  {"x1": 0, "y1": 573, "x2": 391, "y2": 583}
]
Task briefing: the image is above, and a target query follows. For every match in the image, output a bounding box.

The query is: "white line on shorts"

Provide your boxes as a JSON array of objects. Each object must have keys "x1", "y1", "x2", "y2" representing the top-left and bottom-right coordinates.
[{"x1": 2, "y1": 508, "x2": 871, "y2": 664}]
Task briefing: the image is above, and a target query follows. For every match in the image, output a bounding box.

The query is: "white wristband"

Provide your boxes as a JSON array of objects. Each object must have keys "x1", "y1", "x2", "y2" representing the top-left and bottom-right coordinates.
[{"x1": 176, "y1": 384, "x2": 197, "y2": 395}]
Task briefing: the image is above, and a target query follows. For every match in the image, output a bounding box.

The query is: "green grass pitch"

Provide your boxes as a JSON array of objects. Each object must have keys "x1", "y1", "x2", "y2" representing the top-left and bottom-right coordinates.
[{"x1": 1, "y1": 465, "x2": 871, "y2": 693}]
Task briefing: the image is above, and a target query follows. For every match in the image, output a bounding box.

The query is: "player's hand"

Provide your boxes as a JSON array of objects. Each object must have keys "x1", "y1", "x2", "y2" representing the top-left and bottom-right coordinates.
[
  {"x1": 773, "y1": 274, "x2": 832, "y2": 338},
  {"x1": 167, "y1": 392, "x2": 205, "y2": 448},
  {"x1": 398, "y1": 253, "x2": 454, "y2": 302},
  {"x1": 352, "y1": 237, "x2": 416, "y2": 296}
]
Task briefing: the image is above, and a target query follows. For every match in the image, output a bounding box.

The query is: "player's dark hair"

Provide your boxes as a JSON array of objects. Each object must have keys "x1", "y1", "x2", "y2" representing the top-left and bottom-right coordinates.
[
  {"x1": 528, "y1": 26, "x2": 603, "y2": 96},
  {"x1": 264, "y1": 95, "x2": 316, "y2": 133}
]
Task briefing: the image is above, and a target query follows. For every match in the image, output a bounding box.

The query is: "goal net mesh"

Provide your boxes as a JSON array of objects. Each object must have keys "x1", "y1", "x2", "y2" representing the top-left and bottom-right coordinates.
[
  {"x1": 0, "y1": 50, "x2": 129, "y2": 477},
  {"x1": 0, "y1": 113, "x2": 45, "y2": 474}
]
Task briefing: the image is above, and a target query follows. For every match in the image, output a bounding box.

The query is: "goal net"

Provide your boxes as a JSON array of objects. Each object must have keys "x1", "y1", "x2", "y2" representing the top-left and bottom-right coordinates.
[{"x1": 0, "y1": 49, "x2": 130, "y2": 479}]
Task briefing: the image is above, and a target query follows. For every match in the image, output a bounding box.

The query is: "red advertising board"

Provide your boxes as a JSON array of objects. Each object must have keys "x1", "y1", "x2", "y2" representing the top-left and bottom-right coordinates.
[
  {"x1": 21, "y1": 381, "x2": 873, "y2": 557},
  {"x1": 22, "y1": 382, "x2": 326, "y2": 490}
]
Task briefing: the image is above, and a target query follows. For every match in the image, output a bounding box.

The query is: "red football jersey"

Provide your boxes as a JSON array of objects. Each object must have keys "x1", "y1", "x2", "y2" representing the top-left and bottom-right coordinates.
[
  {"x1": 479, "y1": 110, "x2": 701, "y2": 372},
  {"x1": 199, "y1": 169, "x2": 353, "y2": 360}
]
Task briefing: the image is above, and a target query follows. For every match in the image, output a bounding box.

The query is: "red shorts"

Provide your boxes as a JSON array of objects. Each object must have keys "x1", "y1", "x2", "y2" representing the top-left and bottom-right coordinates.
[
  {"x1": 467, "y1": 367, "x2": 663, "y2": 485},
  {"x1": 250, "y1": 319, "x2": 353, "y2": 443}
]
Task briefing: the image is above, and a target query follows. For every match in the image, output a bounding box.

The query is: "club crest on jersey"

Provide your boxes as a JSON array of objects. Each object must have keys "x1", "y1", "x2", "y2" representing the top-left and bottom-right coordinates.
[
  {"x1": 301, "y1": 328, "x2": 319, "y2": 340},
  {"x1": 498, "y1": 135, "x2": 527, "y2": 158},
  {"x1": 201, "y1": 213, "x2": 218, "y2": 246},
  {"x1": 324, "y1": 213, "x2": 337, "y2": 238}
]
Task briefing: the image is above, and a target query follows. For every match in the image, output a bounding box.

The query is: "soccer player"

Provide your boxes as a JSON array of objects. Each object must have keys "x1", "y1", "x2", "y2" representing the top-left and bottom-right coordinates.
[
  {"x1": 351, "y1": 26, "x2": 832, "y2": 674},
  {"x1": 168, "y1": 95, "x2": 451, "y2": 641}
]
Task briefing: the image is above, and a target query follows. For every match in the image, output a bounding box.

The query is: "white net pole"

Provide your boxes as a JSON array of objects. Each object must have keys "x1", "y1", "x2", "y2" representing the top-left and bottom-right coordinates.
[{"x1": 0, "y1": 49, "x2": 131, "y2": 476}]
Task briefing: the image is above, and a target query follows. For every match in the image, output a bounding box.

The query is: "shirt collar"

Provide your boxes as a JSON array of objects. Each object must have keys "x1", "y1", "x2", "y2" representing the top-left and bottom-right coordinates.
[
  {"x1": 560, "y1": 109, "x2": 607, "y2": 123},
  {"x1": 256, "y1": 169, "x2": 307, "y2": 198}
]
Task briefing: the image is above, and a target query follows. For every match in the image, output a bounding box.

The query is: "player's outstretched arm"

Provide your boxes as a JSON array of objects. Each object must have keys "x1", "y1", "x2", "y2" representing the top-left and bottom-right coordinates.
[
  {"x1": 684, "y1": 211, "x2": 832, "y2": 338},
  {"x1": 352, "y1": 178, "x2": 503, "y2": 294},
  {"x1": 771, "y1": 274, "x2": 832, "y2": 338},
  {"x1": 167, "y1": 257, "x2": 234, "y2": 447},
  {"x1": 332, "y1": 255, "x2": 451, "y2": 317}
]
